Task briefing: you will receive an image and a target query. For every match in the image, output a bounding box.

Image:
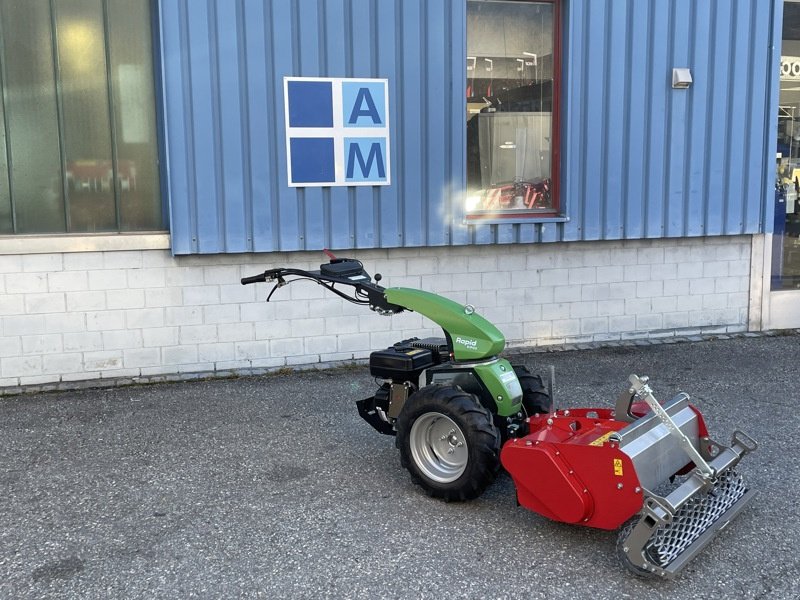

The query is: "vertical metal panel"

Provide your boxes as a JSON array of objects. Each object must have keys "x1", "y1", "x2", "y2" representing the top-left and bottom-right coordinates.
[
  {"x1": 376, "y1": 0, "x2": 401, "y2": 247},
  {"x1": 705, "y1": 0, "x2": 734, "y2": 237},
  {"x1": 241, "y1": 0, "x2": 272, "y2": 251},
  {"x1": 684, "y1": 0, "x2": 712, "y2": 238},
  {"x1": 158, "y1": 0, "x2": 192, "y2": 253},
  {"x1": 559, "y1": 0, "x2": 779, "y2": 243},
  {"x1": 664, "y1": 0, "x2": 690, "y2": 239},
  {"x1": 216, "y1": 0, "x2": 248, "y2": 252},
  {"x1": 158, "y1": 0, "x2": 780, "y2": 254},
  {"x1": 602, "y1": 0, "x2": 628, "y2": 240},
  {"x1": 351, "y1": 0, "x2": 376, "y2": 249},
  {"x1": 622, "y1": 0, "x2": 649, "y2": 239},
  {"x1": 324, "y1": 0, "x2": 351, "y2": 250}
]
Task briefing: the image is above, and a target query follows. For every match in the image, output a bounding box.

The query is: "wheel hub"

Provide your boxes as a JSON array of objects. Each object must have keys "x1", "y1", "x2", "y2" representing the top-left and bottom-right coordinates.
[{"x1": 409, "y1": 413, "x2": 468, "y2": 483}]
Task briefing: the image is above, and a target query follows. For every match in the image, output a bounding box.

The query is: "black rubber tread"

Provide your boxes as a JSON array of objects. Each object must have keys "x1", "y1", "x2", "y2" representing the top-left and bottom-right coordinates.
[
  {"x1": 395, "y1": 385, "x2": 501, "y2": 502},
  {"x1": 512, "y1": 365, "x2": 552, "y2": 416}
]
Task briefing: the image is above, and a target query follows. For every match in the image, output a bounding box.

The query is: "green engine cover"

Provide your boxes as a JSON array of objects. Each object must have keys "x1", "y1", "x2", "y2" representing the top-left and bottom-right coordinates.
[{"x1": 384, "y1": 287, "x2": 506, "y2": 361}]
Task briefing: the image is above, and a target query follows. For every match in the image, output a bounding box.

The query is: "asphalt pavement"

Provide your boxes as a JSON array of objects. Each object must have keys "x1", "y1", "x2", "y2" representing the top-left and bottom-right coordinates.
[{"x1": 1, "y1": 333, "x2": 798, "y2": 599}]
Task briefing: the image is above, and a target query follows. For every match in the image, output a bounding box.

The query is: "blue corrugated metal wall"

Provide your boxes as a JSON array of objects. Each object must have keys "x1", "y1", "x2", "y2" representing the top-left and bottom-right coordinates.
[{"x1": 158, "y1": 0, "x2": 780, "y2": 254}]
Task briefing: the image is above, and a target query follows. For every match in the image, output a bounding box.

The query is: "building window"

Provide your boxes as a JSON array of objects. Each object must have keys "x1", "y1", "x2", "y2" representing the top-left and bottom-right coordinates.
[
  {"x1": 465, "y1": 0, "x2": 560, "y2": 221},
  {"x1": 0, "y1": 0, "x2": 162, "y2": 235}
]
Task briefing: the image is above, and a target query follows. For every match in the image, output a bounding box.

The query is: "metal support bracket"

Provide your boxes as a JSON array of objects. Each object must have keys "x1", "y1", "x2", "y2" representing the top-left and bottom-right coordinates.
[{"x1": 628, "y1": 375, "x2": 715, "y2": 480}]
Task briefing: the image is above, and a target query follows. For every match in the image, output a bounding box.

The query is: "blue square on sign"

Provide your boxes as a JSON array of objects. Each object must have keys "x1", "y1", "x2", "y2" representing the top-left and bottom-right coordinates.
[
  {"x1": 287, "y1": 81, "x2": 333, "y2": 128},
  {"x1": 290, "y1": 138, "x2": 335, "y2": 184}
]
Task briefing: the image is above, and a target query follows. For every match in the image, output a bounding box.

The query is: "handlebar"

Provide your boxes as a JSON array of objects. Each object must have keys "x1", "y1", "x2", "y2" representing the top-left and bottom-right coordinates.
[
  {"x1": 241, "y1": 273, "x2": 267, "y2": 285},
  {"x1": 240, "y1": 257, "x2": 405, "y2": 315}
]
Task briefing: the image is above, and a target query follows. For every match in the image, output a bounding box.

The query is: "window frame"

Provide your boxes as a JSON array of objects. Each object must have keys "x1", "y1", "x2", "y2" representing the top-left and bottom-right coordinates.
[{"x1": 464, "y1": 0, "x2": 563, "y2": 224}]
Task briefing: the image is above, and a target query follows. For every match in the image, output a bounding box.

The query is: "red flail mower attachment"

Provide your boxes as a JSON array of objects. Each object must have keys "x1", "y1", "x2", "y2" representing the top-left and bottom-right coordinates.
[{"x1": 501, "y1": 375, "x2": 758, "y2": 579}]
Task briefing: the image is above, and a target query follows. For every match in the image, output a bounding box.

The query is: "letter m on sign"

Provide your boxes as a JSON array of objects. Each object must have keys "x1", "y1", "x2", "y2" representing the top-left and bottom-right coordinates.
[{"x1": 345, "y1": 138, "x2": 387, "y2": 183}]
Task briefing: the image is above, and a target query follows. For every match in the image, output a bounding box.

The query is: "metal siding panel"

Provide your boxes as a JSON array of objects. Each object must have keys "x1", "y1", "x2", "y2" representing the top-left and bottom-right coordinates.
[
  {"x1": 243, "y1": 0, "x2": 275, "y2": 252},
  {"x1": 376, "y1": 1, "x2": 401, "y2": 248},
  {"x1": 685, "y1": 0, "x2": 712, "y2": 238},
  {"x1": 426, "y1": 0, "x2": 448, "y2": 247},
  {"x1": 540, "y1": 222, "x2": 560, "y2": 243},
  {"x1": 623, "y1": 0, "x2": 649, "y2": 239},
  {"x1": 399, "y1": 2, "x2": 424, "y2": 247},
  {"x1": 603, "y1": 0, "x2": 628, "y2": 240},
  {"x1": 449, "y1": 0, "x2": 469, "y2": 247},
  {"x1": 724, "y1": 0, "x2": 752, "y2": 235},
  {"x1": 472, "y1": 223, "x2": 494, "y2": 245},
  {"x1": 739, "y1": 0, "x2": 768, "y2": 235},
  {"x1": 186, "y1": 1, "x2": 223, "y2": 253},
  {"x1": 664, "y1": 0, "x2": 690, "y2": 239},
  {"x1": 351, "y1": 0, "x2": 377, "y2": 249},
  {"x1": 160, "y1": 0, "x2": 193, "y2": 254},
  {"x1": 561, "y1": 0, "x2": 585, "y2": 242},
  {"x1": 496, "y1": 224, "x2": 515, "y2": 245},
  {"x1": 517, "y1": 225, "x2": 535, "y2": 244},
  {"x1": 580, "y1": 0, "x2": 606, "y2": 241},
  {"x1": 296, "y1": 0, "x2": 325, "y2": 250},
  {"x1": 271, "y1": 1, "x2": 300, "y2": 251},
  {"x1": 323, "y1": 0, "x2": 351, "y2": 250},
  {"x1": 704, "y1": 1, "x2": 734, "y2": 237},
  {"x1": 643, "y1": 0, "x2": 669, "y2": 238},
  {"x1": 739, "y1": 0, "x2": 774, "y2": 233},
  {"x1": 216, "y1": 0, "x2": 248, "y2": 252}
]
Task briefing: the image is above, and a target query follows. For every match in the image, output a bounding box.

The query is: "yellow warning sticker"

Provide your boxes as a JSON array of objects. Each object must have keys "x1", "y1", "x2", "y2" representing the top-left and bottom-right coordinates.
[
  {"x1": 589, "y1": 431, "x2": 615, "y2": 447},
  {"x1": 613, "y1": 458, "x2": 624, "y2": 477}
]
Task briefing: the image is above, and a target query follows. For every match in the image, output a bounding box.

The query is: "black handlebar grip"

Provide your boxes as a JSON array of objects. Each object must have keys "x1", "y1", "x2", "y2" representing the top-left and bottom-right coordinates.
[{"x1": 241, "y1": 273, "x2": 266, "y2": 285}]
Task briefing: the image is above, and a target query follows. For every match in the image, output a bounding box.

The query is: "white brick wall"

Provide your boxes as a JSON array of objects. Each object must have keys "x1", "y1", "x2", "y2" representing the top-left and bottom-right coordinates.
[{"x1": 0, "y1": 236, "x2": 754, "y2": 390}]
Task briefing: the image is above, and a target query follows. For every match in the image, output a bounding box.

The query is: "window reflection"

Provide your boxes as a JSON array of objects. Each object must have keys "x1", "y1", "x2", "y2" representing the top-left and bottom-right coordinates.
[
  {"x1": 466, "y1": 0, "x2": 556, "y2": 219},
  {"x1": 0, "y1": 0, "x2": 161, "y2": 234}
]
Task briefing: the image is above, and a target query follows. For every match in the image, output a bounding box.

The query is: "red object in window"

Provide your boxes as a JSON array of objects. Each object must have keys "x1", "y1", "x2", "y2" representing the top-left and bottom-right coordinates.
[
  {"x1": 479, "y1": 179, "x2": 552, "y2": 212},
  {"x1": 522, "y1": 178, "x2": 551, "y2": 209},
  {"x1": 482, "y1": 184, "x2": 515, "y2": 209}
]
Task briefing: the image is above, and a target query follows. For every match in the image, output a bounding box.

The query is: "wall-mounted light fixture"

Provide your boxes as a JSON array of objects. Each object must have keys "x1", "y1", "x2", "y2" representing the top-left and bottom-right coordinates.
[{"x1": 672, "y1": 68, "x2": 693, "y2": 89}]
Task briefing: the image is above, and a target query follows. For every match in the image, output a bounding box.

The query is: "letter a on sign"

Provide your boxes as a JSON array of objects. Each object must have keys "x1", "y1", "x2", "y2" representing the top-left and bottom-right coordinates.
[
  {"x1": 342, "y1": 81, "x2": 386, "y2": 128},
  {"x1": 348, "y1": 88, "x2": 381, "y2": 125}
]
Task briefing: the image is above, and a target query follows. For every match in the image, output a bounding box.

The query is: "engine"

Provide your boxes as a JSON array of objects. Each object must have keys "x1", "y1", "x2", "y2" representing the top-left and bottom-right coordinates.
[{"x1": 356, "y1": 337, "x2": 449, "y2": 434}]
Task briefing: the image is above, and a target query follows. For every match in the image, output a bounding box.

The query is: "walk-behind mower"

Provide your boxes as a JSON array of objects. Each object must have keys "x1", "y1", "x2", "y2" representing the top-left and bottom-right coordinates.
[{"x1": 241, "y1": 254, "x2": 758, "y2": 579}]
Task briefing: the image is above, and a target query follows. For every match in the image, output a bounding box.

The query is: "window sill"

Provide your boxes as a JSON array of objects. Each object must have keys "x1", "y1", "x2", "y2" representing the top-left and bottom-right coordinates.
[
  {"x1": 0, "y1": 232, "x2": 170, "y2": 255},
  {"x1": 464, "y1": 214, "x2": 569, "y2": 225}
]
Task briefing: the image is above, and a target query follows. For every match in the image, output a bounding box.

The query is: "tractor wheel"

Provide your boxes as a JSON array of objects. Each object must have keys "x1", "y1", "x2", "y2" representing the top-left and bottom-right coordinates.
[
  {"x1": 395, "y1": 385, "x2": 501, "y2": 502},
  {"x1": 512, "y1": 365, "x2": 552, "y2": 416}
]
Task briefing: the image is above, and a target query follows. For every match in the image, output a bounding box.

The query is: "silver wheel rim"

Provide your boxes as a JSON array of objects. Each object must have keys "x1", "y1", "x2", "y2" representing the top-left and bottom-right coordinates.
[{"x1": 409, "y1": 412, "x2": 468, "y2": 483}]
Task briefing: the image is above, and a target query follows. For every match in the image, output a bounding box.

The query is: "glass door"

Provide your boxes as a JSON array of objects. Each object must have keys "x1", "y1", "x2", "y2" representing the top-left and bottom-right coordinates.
[{"x1": 764, "y1": 1, "x2": 800, "y2": 329}]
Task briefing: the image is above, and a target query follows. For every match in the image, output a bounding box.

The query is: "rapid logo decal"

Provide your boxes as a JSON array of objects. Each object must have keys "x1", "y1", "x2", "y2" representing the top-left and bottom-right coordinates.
[{"x1": 455, "y1": 337, "x2": 478, "y2": 349}]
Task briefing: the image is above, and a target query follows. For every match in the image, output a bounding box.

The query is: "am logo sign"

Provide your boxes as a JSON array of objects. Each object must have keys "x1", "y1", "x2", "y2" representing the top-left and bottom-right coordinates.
[{"x1": 284, "y1": 77, "x2": 390, "y2": 187}]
